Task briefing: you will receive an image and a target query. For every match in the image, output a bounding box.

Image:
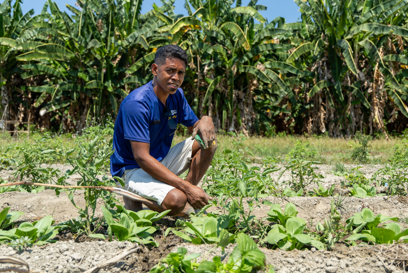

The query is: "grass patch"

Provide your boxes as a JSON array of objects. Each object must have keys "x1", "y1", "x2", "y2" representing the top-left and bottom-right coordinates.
[
  {"x1": 0, "y1": 131, "x2": 400, "y2": 166},
  {"x1": 174, "y1": 134, "x2": 397, "y2": 164}
]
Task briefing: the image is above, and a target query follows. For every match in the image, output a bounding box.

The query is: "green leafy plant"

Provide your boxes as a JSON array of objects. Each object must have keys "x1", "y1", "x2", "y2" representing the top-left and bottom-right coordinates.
[
  {"x1": 310, "y1": 183, "x2": 335, "y2": 197},
  {"x1": 349, "y1": 184, "x2": 379, "y2": 198},
  {"x1": 279, "y1": 158, "x2": 323, "y2": 193},
  {"x1": 0, "y1": 207, "x2": 25, "y2": 230},
  {"x1": 13, "y1": 136, "x2": 66, "y2": 193},
  {"x1": 0, "y1": 215, "x2": 60, "y2": 246},
  {"x1": 332, "y1": 162, "x2": 349, "y2": 176},
  {"x1": 151, "y1": 233, "x2": 271, "y2": 273},
  {"x1": 61, "y1": 134, "x2": 118, "y2": 235},
  {"x1": 267, "y1": 217, "x2": 325, "y2": 250},
  {"x1": 170, "y1": 216, "x2": 232, "y2": 249},
  {"x1": 350, "y1": 132, "x2": 371, "y2": 163},
  {"x1": 346, "y1": 208, "x2": 408, "y2": 245},
  {"x1": 342, "y1": 167, "x2": 371, "y2": 188},
  {"x1": 280, "y1": 187, "x2": 303, "y2": 197},
  {"x1": 312, "y1": 200, "x2": 352, "y2": 250},
  {"x1": 265, "y1": 203, "x2": 299, "y2": 226},
  {"x1": 373, "y1": 138, "x2": 408, "y2": 196},
  {"x1": 286, "y1": 140, "x2": 317, "y2": 161},
  {"x1": 8, "y1": 236, "x2": 33, "y2": 252},
  {"x1": 0, "y1": 178, "x2": 18, "y2": 193},
  {"x1": 99, "y1": 205, "x2": 169, "y2": 246},
  {"x1": 0, "y1": 148, "x2": 17, "y2": 170},
  {"x1": 203, "y1": 135, "x2": 279, "y2": 198}
]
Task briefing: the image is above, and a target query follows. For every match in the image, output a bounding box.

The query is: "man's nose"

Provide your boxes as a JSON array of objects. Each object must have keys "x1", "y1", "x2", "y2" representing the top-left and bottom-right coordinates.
[{"x1": 171, "y1": 72, "x2": 180, "y2": 81}]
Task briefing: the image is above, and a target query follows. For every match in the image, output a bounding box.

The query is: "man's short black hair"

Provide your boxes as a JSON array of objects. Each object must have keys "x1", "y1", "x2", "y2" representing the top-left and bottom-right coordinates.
[{"x1": 154, "y1": 45, "x2": 188, "y2": 67}]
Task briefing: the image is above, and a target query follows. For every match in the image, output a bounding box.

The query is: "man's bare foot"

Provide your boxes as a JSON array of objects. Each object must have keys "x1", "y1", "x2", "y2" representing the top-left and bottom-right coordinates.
[
  {"x1": 173, "y1": 203, "x2": 196, "y2": 218},
  {"x1": 123, "y1": 197, "x2": 143, "y2": 212}
]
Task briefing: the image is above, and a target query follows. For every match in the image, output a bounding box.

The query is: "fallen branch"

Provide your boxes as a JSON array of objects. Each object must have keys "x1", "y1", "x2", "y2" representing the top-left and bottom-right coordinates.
[
  {"x1": 83, "y1": 246, "x2": 140, "y2": 273},
  {"x1": 0, "y1": 256, "x2": 30, "y2": 273},
  {"x1": 0, "y1": 182, "x2": 156, "y2": 207}
]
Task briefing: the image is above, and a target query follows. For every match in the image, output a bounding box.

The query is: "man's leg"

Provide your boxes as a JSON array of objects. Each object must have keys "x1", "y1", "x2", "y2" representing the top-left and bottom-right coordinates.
[
  {"x1": 185, "y1": 140, "x2": 217, "y2": 185},
  {"x1": 124, "y1": 139, "x2": 216, "y2": 216},
  {"x1": 124, "y1": 188, "x2": 187, "y2": 216},
  {"x1": 167, "y1": 140, "x2": 217, "y2": 215}
]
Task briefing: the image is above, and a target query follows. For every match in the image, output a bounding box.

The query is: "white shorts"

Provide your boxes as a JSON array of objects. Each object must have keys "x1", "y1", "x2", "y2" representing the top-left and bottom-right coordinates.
[{"x1": 121, "y1": 137, "x2": 195, "y2": 205}]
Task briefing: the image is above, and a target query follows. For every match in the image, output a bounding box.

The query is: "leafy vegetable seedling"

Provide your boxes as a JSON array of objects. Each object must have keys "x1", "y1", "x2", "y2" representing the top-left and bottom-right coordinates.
[
  {"x1": 267, "y1": 217, "x2": 325, "y2": 250},
  {"x1": 266, "y1": 203, "x2": 299, "y2": 226},
  {"x1": 99, "y1": 205, "x2": 170, "y2": 246}
]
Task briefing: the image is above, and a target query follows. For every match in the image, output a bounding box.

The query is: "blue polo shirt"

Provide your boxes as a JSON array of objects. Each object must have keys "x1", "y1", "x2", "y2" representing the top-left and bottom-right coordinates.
[{"x1": 110, "y1": 81, "x2": 199, "y2": 178}]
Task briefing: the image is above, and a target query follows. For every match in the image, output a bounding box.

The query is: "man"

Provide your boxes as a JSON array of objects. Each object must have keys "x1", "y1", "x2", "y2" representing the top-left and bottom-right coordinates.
[{"x1": 110, "y1": 45, "x2": 217, "y2": 217}]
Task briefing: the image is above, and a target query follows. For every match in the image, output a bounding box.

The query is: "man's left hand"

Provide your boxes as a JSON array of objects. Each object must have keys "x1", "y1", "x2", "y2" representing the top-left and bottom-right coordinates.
[{"x1": 192, "y1": 116, "x2": 216, "y2": 149}]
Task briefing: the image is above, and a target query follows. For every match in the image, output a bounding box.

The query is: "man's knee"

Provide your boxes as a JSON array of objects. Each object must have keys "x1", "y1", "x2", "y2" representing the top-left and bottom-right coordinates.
[{"x1": 162, "y1": 189, "x2": 187, "y2": 214}]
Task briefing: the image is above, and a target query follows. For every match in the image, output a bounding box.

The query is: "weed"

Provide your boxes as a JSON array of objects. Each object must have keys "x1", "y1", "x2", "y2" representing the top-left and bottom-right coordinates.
[
  {"x1": 350, "y1": 131, "x2": 371, "y2": 163},
  {"x1": 13, "y1": 135, "x2": 66, "y2": 193},
  {"x1": 341, "y1": 167, "x2": 371, "y2": 188},
  {"x1": 279, "y1": 158, "x2": 323, "y2": 193},
  {"x1": 332, "y1": 162, "x2": 349, "y2": 176},
  {"x1": 285, "y1": 140, "x2": 317, "y2": 161},
  {"x1": 8, "y1": 237, "x2": 32, "y2": 252},
  {"x1": 373, "y1": 138, "x2": 408, "y2": 196},
  {"x1": 203, "y1": 135, "x2": 279, "y2": 198},
  {"x1": 60, "y1": 134, "x2": 118, "y2": 235},
  {"x1": 312, "y1": 200, "x2": 352, "y2": 250},
  {"x1": 332, "y1": 194, "x2": 347, "y2": 214}
]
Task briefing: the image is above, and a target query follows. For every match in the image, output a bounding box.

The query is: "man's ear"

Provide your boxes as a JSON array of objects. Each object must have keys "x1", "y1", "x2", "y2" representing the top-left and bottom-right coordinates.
[{"x1": 151, "y1": 63, "x2": 158, "y2": 76}]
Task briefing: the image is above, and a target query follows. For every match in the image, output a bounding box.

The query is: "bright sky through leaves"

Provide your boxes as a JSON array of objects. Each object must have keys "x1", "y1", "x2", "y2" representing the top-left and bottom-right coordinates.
[{"x1": 21, "y1": 0, "x2": 301, "y2": 23}]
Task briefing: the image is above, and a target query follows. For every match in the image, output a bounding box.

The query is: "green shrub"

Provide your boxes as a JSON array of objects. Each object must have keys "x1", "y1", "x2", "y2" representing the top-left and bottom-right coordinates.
[
  {"x1": 286, "y1": 140, "x2": 317, "y2": 161},
  {"x1": 350, "y1": 131, "x2": 371, "y2": 163}
]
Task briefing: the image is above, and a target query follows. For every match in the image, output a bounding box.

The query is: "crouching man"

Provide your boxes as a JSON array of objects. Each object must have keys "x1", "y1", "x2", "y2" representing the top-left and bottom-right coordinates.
[{"x1": 110, "y1": 45, "x2": 217, "y2": 217}]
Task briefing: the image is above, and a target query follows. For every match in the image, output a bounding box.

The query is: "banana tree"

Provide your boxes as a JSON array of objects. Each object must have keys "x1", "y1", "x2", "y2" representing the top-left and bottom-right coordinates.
[
  {"x1": 165, "y1": 0, "x2": 294, "y2": 134},
  {"x1": 0, "y1": 0, "x2": 34, "y2": 126},
  {"x1": 290, "y1": 0, "x2": 408, "y2": 138},
  {"x1": 17, "y1": 0, "x2": 163, "y2": 131}
]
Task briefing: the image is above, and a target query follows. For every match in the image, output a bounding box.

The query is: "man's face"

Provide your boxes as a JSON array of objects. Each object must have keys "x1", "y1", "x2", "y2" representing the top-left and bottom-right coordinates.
[{"x1": 152, "y1": 57, "x2": 186, "y2": 94}]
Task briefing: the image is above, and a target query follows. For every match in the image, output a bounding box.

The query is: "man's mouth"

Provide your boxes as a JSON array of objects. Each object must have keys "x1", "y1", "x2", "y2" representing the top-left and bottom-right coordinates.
[{"x1": 168, "y1": 84, "x2": 178, "y2": 90}]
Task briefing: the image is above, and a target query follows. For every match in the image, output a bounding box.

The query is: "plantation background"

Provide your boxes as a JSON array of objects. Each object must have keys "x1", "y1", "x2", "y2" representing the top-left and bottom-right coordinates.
[{"x1": 1, "y1": 0, "x2": 408, "y2": 138}]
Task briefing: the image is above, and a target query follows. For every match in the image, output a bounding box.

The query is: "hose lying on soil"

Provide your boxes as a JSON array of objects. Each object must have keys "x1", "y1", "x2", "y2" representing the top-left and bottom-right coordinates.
[
  {"x1": 0, "y1": 256, "x2": 30, "y2": 273},
  {"x1": 0, "y1": 182, "x2": 156, "y2": 208}
]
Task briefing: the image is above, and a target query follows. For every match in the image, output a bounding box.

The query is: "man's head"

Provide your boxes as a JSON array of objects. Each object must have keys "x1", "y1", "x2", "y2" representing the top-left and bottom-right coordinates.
[{"x1": 152, "y1": 45, "x2": 188, "y2": 95}]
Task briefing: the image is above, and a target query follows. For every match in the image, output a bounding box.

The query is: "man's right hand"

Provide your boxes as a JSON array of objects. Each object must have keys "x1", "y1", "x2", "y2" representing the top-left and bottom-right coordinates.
[{"x1": 184, "y1": 184, "x2": 210, "y2": 210}]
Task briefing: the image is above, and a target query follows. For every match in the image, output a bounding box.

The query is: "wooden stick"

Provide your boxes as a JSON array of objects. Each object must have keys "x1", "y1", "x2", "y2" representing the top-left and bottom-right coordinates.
[
  {"x1": 0, "y1": 182, "x2": 157, "y2": 207},
  {"x1": 83, "y1": 246, "x2": 140, "y2": 273}
]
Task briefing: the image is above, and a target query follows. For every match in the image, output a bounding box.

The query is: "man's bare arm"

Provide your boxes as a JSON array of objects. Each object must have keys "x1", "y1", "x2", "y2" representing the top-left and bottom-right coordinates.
[
  {"x1": 188, "y1": 117, "x2": 216, "y2": 148},
  {"x1": 130, "y1": 141, "x2": 209, "y2": 209}
]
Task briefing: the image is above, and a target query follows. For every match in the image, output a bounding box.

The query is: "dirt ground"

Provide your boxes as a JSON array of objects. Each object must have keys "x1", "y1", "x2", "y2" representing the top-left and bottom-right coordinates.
[{"x1": 1, "y1": 164, "x2": 408, "y2": 272}]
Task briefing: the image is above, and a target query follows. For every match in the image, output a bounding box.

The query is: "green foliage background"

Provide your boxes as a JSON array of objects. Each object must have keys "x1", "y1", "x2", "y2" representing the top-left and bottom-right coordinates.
[{"x1": 1, "y1": 0, "x2": 408, "y2": 137}]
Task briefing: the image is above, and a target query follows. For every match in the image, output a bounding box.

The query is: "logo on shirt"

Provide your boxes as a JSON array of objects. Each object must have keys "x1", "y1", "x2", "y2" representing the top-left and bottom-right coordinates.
[{"x1": 170, "y1": 110, "x2": 177, "y2": 115}]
